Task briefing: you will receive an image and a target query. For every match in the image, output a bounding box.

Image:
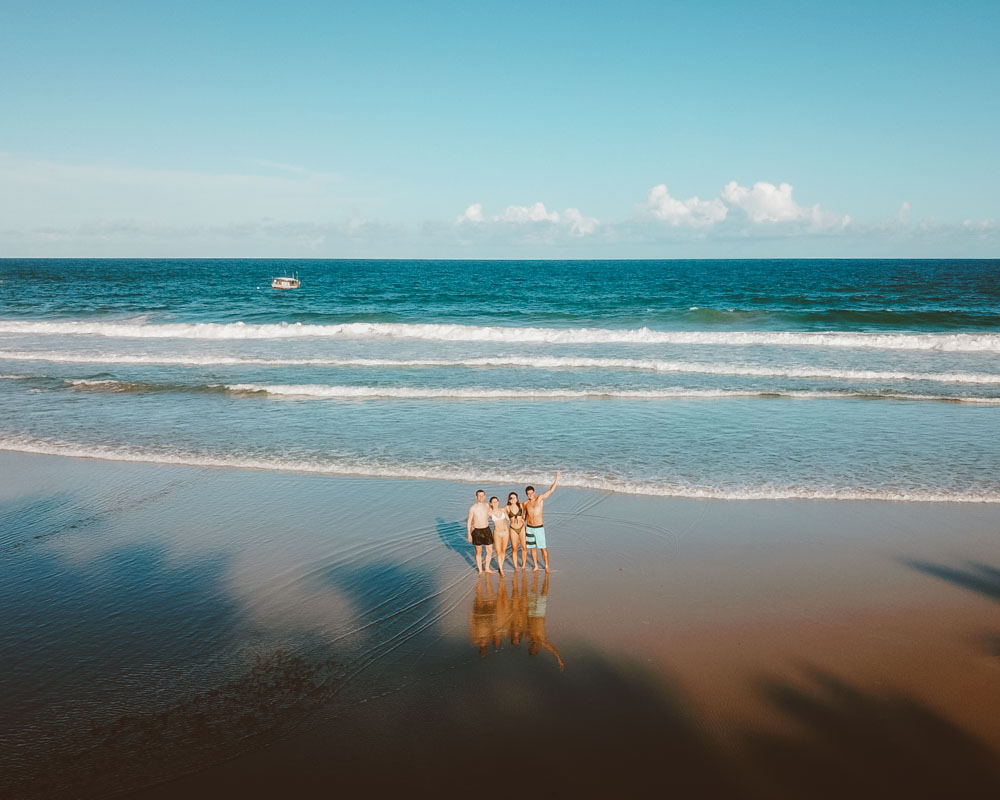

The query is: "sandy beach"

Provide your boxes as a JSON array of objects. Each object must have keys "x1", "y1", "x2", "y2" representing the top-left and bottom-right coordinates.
[{"x1": 2, "y1": 450, "x2": 998, "y2": 798}]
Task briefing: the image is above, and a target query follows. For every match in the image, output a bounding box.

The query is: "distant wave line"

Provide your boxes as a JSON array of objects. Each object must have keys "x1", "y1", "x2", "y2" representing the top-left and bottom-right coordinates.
[
  {"x1": 1, "y1": 437, "x2": 997, "y2": 503},
  {"x1": 2, "y1": 350, "x2": 999, "y2": 385},
  {"x1": 2, "y1": 320, "x2": 1000, "y2": 352},
  {"x1": 54, "y1": 378, "x2": 1000, "y2": 403}
]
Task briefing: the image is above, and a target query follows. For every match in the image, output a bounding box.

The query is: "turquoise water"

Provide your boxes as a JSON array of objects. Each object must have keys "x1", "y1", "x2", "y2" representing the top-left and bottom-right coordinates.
[{"x1": 1, "y1": 258, "x2": 999, "y2": 500}]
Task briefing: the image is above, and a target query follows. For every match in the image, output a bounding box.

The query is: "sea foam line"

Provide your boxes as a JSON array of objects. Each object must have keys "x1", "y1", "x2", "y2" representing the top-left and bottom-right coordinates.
[
  {"x1": 1, "y1": 437, "x2": 997, "y2": 503},
  {"x1": 2, "y1": 350, "x2": 999, "y2": 385},
  {"x1": 225, "y1": 382, "x2": 1000, "y2": 403},
  {"x1": 2, "y1": 320, "x2": 1000, "y2": 351}
]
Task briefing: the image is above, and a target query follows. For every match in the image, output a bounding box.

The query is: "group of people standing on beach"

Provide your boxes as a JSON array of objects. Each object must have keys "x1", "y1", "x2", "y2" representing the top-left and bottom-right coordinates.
[{"x1": 466, "y1": 472, "x2": 560, "y2": 575}]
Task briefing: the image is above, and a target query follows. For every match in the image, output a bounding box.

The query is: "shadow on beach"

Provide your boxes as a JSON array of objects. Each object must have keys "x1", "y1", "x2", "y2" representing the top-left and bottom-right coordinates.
[
  {"x1": 7, "y1": 543, "x2": 1000, "y2": 800},
  {"x1": 435, "y1": 516, "x2": 476, "y2": 567},
  {"x1": 903, "y1": 558, "x2": 1000, "y2": 604},
  {"x1": 903, "y1": 557, "x2": 1000, "y2": 662},
  {"x1": 740, "y1": 665, "x2": 1000, "y2": 800}
]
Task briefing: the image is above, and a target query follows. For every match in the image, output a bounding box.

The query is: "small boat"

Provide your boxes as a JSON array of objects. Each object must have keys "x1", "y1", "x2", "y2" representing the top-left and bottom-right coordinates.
[{"x1": 271, "y1": 274, "x2": 301, "y2": 290}]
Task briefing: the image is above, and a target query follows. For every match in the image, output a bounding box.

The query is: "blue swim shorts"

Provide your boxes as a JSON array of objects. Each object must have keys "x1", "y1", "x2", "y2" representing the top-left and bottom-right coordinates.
[{"x1": 525, "y1": 525, "x2": 546, "y2": 549}]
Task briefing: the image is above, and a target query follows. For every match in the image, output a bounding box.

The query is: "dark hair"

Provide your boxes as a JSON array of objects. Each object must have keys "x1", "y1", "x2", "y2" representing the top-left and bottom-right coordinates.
[
  {"x1": 476, "y1": 489, "x2": 485, "y2": 495},
  {"x1": 489, "y1": 496, "x2": 499, "y2": 504},
  {"x1": 525, "y1": 485, "x2": 535, "y2": 493}
]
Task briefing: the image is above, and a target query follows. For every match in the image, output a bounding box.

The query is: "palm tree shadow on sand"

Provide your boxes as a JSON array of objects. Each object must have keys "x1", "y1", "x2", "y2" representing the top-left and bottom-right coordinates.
[
  {"x1": 903, "y1": 558, "x2": 1000, "y2": 660},
  {"x1": 740, "y1": 664, "x2": 1000, "y2": 800},
  {"x1": 903, "y1": 558, "x2": 1000, "y2": 604}
]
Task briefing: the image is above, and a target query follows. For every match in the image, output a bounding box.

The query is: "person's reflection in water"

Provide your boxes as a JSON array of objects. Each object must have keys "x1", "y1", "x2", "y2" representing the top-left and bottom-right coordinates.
[
  {"x1": 468, "y1": 575, "x2": 498, "y2": 656},
  {"x1": 510, "y1": 572, "x2": 528, "y2": 646},
  {"x1": 466, "y1": 572, "x2": 564, "y2": 668},
  {"x1": 527, "y1": 572, "x2": 564, "y2": 670},
  {"x1": 493, "y1": 571, "x2": 512, "y2": 649}
]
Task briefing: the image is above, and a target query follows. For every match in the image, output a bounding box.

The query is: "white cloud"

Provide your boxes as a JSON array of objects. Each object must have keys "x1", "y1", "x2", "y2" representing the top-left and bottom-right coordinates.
[
  {"x1": 457, "y1": 203, "x2": 485, "y2": 223},
  {"x1": 499, "y1": 201, "x2": 561, "y2": 224},
  {"x1": 721, "y1": 180, "x2": 849, "y2": 229},
  {"x1": 721, "y1": 180, "x2": 801, "y2": 222},
  {"x1": 639, "y1": 184, "x2": 728, "y2": 227},
  {"x1": 563, "y1": 207, "x2": 599, "y2": 236},
  {"x1": 455, "y1": 200, "x2": 598, "y2": 237}
]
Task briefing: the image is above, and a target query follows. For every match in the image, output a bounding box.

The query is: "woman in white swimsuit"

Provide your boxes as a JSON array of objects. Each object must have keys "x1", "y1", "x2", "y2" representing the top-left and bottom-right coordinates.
[
  {"x1": 506, "y1": 492, "x2": 527, "y2": 571},
  {"x1": 488, "y1": 496, "x2": 510, "y2": 576}
]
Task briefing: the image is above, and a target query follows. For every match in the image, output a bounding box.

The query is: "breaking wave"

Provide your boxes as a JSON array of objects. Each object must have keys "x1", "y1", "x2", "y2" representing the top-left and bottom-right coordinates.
[
  {"x1": 225, "y1": 383, "x2": 1000, "y2": 404},
  {"x1": 2, "y1": 320, "x2": 1000, "y2": 352},
  {"x1": 2, "y1": 350, "x2": 998, "y2": 385}
]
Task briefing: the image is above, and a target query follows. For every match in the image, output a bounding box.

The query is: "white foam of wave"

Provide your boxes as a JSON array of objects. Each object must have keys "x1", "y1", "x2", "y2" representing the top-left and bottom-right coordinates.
[
  {"x1": 3, "y1": 350, "x2": 999, "y2": 385},
  {"x1": 66, "y1": 379, "x2": 119, "y2": 387},
  {"x1": 1, "y1": 437, "x2": 997, "y2": 503},
  {"x1": 2, "y1": 320, "x2": 999, "y2": 352},
  {"x1": 225, "y1": 383, "x2": 1000, "y2": 403}
]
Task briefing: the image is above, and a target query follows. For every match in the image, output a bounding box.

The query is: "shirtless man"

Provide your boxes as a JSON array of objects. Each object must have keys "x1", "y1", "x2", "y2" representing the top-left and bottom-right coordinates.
[
  {"x1": 523, "y1": 471, "x2": 560, "y2": 572},
  {"x1": 466, "y1": 489, "x2": 495, "y2": 574}
]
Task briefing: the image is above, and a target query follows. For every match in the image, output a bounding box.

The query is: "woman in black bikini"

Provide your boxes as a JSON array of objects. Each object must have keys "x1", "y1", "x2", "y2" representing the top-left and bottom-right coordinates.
[{"x1": 506, "y1": 492, "x2": 527, "y2": 571}]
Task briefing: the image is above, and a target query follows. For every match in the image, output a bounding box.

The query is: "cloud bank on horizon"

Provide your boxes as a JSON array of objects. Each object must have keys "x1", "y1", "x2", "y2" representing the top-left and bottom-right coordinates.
[{"x1": 1, "y1": 153, "x2": 995, "y2": 258}]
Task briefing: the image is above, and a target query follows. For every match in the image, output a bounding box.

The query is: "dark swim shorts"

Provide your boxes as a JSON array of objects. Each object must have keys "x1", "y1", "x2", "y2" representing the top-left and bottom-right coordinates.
[{"x1": 471, "y1": 526, "x2": 493, "y2": 546}]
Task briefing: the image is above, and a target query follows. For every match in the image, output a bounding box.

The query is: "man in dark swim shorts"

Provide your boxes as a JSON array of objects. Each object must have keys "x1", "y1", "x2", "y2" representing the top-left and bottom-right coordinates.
[{"x1": 467, "y1": 489, "x2": 495, "y2": 574}]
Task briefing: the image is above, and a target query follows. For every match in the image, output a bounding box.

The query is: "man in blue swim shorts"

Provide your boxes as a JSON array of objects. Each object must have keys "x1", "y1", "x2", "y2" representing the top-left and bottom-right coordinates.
[{"x1": 523, "y1": 471, "x2": 560, "y2": 573}]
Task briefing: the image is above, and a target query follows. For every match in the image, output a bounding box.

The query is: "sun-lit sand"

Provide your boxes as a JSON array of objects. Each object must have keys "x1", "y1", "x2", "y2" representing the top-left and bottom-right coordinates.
[{"x1": 3, "y1": 450, "x2": 999, "y2": 798}]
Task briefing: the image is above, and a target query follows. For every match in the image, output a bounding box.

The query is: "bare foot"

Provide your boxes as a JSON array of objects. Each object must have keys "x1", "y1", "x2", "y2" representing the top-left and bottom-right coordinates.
[
  {"x1": 545, "y1": 566, "x2": 550, "y2": 573},
  {"x1": 532, "y1": 565, "x2": 539, "y2": 572},
  {"x1": 485, "y1": 568, "x2": 494, "y2": 573},
  {"x1": 499, "y1": 569, "x2": 505, "y2": 577}
]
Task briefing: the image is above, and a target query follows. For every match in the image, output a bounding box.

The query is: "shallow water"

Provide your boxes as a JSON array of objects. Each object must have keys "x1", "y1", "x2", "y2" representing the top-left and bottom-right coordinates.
[{"x1": 1, "y1": 258, "x2": 998, "y2": 500}]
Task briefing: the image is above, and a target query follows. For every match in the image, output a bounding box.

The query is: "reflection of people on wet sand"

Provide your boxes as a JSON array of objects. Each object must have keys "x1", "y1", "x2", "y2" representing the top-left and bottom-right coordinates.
[
  {"x1": 466, "y1": 573, "x2": 562, "y2": 669},
  {"x1": 466, "y1": 489, "x2": 494, "y2": 574},
  {"x1": 493, "y1": 573, "x2": 512, "y2": 648},
  {"x1": 528, "y1": 572, "x2": 564, "y2": 670},
  {"x1": 509, "y1": 572, "x2": 528, "y2": 646},
  {"x1": 468, "y1": 576, "x2": 498, "y2": 656}
]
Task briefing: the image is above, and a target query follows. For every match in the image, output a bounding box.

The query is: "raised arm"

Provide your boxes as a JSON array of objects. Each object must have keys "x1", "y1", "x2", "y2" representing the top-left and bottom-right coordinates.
[{"x1": 539, "y1": 470, "x2": 561, "y2": 500}]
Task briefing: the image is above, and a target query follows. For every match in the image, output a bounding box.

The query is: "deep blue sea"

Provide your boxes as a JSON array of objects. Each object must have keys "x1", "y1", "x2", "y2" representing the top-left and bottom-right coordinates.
[{"x1": 1, "y1": 258, "x2": 999, "y2": 501}]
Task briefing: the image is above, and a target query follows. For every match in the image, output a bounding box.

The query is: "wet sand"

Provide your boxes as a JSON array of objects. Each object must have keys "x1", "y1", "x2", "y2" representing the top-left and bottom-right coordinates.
[{"x1": 2, "y1": 451, "x2": 999, "y2": 798}]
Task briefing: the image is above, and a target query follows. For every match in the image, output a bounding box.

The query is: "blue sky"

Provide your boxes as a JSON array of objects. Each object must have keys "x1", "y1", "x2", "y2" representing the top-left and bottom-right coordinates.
[{"x1": 1, "y1": 0, "x2": 998, "y2": 257}]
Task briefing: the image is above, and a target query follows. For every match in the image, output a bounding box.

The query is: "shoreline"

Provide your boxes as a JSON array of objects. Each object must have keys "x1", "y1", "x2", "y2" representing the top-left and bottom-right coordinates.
[{"x1": 2, "y1": 441, "x2": 998, "y2": 503}]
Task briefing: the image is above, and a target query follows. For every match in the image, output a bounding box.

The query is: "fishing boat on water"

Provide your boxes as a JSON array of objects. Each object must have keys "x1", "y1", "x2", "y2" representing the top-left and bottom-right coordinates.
[{"x1": 271, "y1": 274, "x2": 301, "y2": 290}]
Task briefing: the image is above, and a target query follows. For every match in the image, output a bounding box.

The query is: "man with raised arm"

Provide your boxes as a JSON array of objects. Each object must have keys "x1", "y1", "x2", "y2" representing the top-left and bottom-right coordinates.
[
  {"x1": 467, "y1": 489, "x2": 495, "y2": 575},
  {"x1": 523, "y1": 471, "x2": 560, "y2": 573}
]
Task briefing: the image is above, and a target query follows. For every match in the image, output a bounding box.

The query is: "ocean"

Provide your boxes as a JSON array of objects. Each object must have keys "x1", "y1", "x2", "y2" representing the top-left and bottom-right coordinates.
[{"x1": 1, "y1": 258, "x2": 998, "y2": 502}]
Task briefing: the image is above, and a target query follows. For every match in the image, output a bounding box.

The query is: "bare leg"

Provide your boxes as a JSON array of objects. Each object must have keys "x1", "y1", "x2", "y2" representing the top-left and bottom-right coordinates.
[
  {"x1": 494, "y1": 534, "x2": 508, "y2": 576},
  {"x1": 531, "y1": 547, "x2": 539, "y2": 572},
  {"x1": 541, "y1": 547, "x2": 550, "y2": 572},
  {"x1": 475, "y1": 545, "x2": 484, "y2": 574},
  {"x1": 484, "y1": 544, "x2": 495, "y2": 573},
  {"x1": 518, "y1": 529, "x2": 528, "y2": 569}
]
